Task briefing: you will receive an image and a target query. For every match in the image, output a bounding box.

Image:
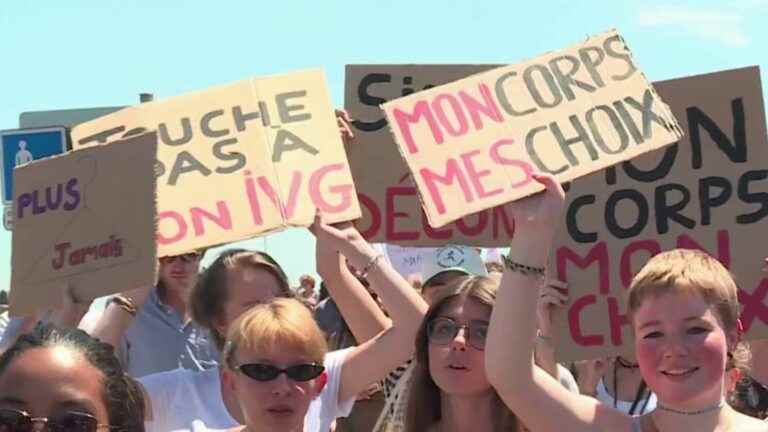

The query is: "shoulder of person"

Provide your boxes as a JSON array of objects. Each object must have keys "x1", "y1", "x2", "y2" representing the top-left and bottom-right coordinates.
[
  {"x1": 324, "y1": 347, "x2": 354, "y2": 367},
  {"x1": 730, "y1": 410, "x2": 768, "y2": 431}
]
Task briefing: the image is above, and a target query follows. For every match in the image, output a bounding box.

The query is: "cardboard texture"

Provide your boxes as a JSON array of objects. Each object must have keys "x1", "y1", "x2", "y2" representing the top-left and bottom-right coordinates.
[
  {"x1": 347, "y1": 64, "x2": 512, "y2": 246},
  {"x1": 551, "y1": 66, "x2": 768, "y2": 361},
  {"x1": 10, "y1": 133, "x2": 158, "y2": 315},
  {"x1": 382, "y1": 29, "x2": 683, "y2": 228},
  {"x1": 71, "y1": 70, "x2": 360, "y2": 256}
]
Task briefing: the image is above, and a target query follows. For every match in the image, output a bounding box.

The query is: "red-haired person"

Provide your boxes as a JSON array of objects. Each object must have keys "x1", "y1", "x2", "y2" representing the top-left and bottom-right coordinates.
[{"x1": 485, "y1": 174, "x2": 767, "y2": 431}]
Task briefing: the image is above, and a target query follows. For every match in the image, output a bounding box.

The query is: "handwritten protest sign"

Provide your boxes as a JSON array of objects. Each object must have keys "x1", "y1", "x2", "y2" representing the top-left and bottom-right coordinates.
[
  {"x1": 10, "y1": 133, "x2": 157, "y2": 315},
  {"x1": 382, "y1": 30, "x2": 683, "y2": 228},
  {"x1": 551, "y1": 66, "x2": 768, "y2": 361},
  {"x1": 385, "y1": 244, "x2": 431, "y2": 279},
  {"x1": 72, "y1": 70, "x2": 360, "y2": 256},
  {"x1": 347, "y1": 64, "x2": 519, "y2": 246}
]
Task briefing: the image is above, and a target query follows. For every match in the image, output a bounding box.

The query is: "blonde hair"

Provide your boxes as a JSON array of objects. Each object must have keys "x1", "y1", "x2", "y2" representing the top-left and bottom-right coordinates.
[
  {"x1": 223, "y1": 297, "x2": 327, "y2": 368},
  {"x1": 405, "y1": 275, "x2": 517, "y2": 432},
  {"x1": 627, "y1": 249, "x2": 748, "y2": 370}
]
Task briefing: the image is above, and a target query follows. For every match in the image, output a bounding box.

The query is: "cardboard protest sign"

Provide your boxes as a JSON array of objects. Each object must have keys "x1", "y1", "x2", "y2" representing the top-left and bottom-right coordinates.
[
  {"x1": 551, "y1": 66, "x2": 768, "y2": 361},
  {"x1": 385, "y1": 244, "x2": 431, "y2": 279},
  {"x1": 72, "y1": 70, "x2": 360, "y2": 256},
  {"x1": 347, "y1": 64, "x2": 519, "y2": 246},
  {"x1": 382, "y1": 30, "x2": 683, "y2": 229},
  {"x1": 10, "y1": 133, "x2": 157, "y2": 315}
]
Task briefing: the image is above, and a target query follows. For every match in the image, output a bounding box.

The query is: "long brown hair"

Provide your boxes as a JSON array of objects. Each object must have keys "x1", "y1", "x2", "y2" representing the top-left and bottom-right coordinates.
[{"x1": 404, "y1": 275, "x2": 518, "y2": 432}]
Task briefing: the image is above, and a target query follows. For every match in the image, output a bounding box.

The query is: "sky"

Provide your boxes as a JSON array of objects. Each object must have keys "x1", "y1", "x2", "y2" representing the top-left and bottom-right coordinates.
[{"x1": 0, "y1": 0, "x2": 767, "y2": 290}]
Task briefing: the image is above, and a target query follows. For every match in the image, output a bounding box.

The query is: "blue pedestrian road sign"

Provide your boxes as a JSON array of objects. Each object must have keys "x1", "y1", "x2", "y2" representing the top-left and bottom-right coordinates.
[{"x1": 0, "y1": 127, "x2": 68, "y2": 204}]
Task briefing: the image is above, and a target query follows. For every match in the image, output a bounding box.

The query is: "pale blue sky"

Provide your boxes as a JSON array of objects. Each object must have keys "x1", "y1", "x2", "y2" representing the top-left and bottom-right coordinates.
[{"x1": 1, "y1": 0, "x2": 766, "y2": 288}]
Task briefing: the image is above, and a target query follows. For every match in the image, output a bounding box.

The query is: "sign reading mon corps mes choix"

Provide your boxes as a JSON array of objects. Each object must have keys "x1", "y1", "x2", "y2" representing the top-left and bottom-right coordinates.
[{"x1": 382, "y1": 29, "x2": 683, "y2": 229}]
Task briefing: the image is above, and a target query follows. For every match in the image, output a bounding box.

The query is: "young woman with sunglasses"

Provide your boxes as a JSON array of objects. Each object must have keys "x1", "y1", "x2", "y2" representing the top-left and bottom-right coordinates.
[
  {"x1": 485, "y1": 174, "x2": 768, "y2": 432},
  {"x1": 148, "y1": 214, "x2": 427, "y2": 432},
  {"x1": 0, "y1": 324, "x2": 145, "y2": 432},
  {"x1": 221, "y1": 297, "x2": 353, "y2": 432},
  {"x1": 140, "y1": 241, "x2": 389, "y2": 431},
  {"x1": 89, "y1": 250, "x2": 220, "y2": 377}
]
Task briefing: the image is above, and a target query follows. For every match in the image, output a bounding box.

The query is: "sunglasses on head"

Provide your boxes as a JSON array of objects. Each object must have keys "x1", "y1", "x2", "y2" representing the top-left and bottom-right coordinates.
[
  {"x1": 0, "y1": 408, "x2": 110, "y2": 432},
  {"x1": 235, "y1": 363, "x2": 325, "y2": 382},
  {"x1": 160, "y1": 252, "x2": 201, "y2": 264},
  {"x1": 427, "y1": 317, "x2": 489, "y2": 351}
]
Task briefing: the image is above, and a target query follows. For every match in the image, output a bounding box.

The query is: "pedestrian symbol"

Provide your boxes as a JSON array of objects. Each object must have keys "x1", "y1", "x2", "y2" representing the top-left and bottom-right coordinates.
[
  {"x1": 15, "y1": 140, "x2": 34, "y2": 166},
  {"x1": 0, "y1": 127, "x2": 67, "y2": 205}
]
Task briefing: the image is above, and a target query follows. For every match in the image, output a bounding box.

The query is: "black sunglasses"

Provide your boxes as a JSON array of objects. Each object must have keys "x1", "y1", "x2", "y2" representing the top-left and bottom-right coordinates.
[
  {"x1": 235, "y1": 363, "x2": 325, "y2": 382},
  {"x1": 427, "y1": 317, "x2": 489, "y2": 351},
  {"x1": 0, "y1": 408, "x2": 111, "y2": 432}
]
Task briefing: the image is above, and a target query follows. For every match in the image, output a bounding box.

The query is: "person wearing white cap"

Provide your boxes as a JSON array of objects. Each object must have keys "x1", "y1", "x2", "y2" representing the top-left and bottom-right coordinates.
[{"x1": 419, "y1": 245, "x2": 487, "y2": 306}]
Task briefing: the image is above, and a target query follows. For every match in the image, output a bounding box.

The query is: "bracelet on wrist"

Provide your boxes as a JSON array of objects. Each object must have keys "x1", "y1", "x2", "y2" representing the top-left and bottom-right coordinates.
[
  {"x1": 358, "y1": 254, "x2": 384, "y2": 279},
  {"x1": 502, "y1": 255, "x2": 545, "y2": 278},
  {"x1": 536, "y1": 330, "x2": 553, "y2": 344}
]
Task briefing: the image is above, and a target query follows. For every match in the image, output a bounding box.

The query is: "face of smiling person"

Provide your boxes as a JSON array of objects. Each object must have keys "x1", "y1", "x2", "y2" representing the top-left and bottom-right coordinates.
[
  {"x1": 633, "y1": 291, "x2": 730, "y2": 409},
  {"x1": 0, "y1": 346, "x2": 111, "y2": 429},
  {"x1": 224, "y1": 344, "x2": 323, "y2": 432},
  {"x1": 427, "y1": 296, "x2": 493, "y2": 397}
]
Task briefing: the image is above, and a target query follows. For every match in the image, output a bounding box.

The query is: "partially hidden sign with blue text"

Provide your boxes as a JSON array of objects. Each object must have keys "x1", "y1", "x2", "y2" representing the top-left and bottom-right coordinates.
[
  {"x1": 11, "y1": 133, "x2": 158, "y2": 315},
  {"x1": 71, "y1": 69, "x2": 360, "y2": 256},
  {"x1": 382, "y1": 30, "x2": 683, "y2": 228}
]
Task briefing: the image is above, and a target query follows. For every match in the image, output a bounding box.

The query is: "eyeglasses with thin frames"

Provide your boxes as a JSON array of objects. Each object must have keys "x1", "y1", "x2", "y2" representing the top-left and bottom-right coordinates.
[{"x1": 427, "y1": 317, "x2": 489, "y2": 351}]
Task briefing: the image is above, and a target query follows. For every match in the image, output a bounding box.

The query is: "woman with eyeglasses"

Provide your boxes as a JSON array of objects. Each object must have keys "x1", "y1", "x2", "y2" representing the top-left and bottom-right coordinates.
[
  {"x1": 398, "y1": 275, "x2": 519, "y2": 432},
  {"x1": 88, "y1": 249, "x2": 220, "y2": 377},
  {"x1": 0, "y1": 324, "x2": 145, "y2": 432}
]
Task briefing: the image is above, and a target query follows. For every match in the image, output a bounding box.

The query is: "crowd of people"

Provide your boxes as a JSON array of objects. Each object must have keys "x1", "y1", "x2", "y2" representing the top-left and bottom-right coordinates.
[{"x1": 0, "y1": 115, "x2": 766, "y2": 432}]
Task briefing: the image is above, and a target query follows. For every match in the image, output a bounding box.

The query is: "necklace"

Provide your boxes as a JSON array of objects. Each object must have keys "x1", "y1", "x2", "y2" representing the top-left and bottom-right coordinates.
[{"x1": 657, "y1": 399, "x2": 724, "y2": 415}]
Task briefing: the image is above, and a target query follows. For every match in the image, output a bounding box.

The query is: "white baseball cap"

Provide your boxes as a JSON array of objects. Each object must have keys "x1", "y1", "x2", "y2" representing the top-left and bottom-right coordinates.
[{"x1": 420, "y1": 245, "x2": 487, "y2": 288}]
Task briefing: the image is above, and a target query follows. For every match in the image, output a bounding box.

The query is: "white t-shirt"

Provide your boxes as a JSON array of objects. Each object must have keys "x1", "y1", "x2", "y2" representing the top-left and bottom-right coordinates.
[
  {"x1": 141, "y1": 348, "x2": 356, "y2": 432},
  {"x1": 596, "y1": 377, "x2": 657, "y2": 415},
  {"x1": 556, "y1": 364, "x2": 580, "y2": 394}
]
